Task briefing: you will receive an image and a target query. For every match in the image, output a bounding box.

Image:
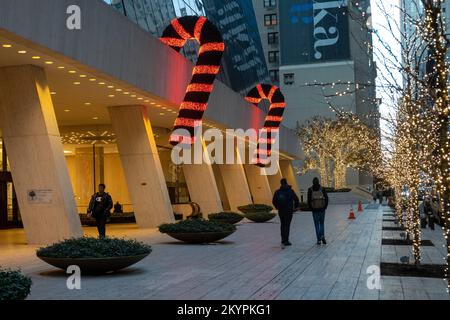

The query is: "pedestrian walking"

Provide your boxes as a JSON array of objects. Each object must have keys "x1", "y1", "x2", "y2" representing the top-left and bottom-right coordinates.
[
  {"x1": 307, "y1": 177, "x2": 329, "y2": 245},
  {"x1": 87, "y1": 183, "x2": 113, "y2": 238},
  {"x1": 272, "y1": 178, "x2": 300, "y2": 247}
]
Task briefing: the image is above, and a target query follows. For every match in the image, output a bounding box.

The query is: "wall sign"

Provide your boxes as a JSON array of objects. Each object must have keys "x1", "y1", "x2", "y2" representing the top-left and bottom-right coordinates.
[{"x1": 27, "y1": 189, "x2": 53, "y2": 204}]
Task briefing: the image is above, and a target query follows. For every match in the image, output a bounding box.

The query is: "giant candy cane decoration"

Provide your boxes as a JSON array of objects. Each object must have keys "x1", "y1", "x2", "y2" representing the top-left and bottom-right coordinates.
[
  {"x1": 160, "y1": 16, "x2": 224, "y2": 146},
  {"x1": 245, "y1": 84, "x2": 286, "y2": 167}
]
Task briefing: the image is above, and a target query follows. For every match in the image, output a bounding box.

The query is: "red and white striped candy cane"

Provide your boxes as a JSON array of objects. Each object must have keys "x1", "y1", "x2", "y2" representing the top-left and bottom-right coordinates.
[
  {"x1": 160, "y1": 16, "x2": 224, "y2": 146},
  {"x1": 245, "y1": 84, "x2": 286, "y2": 167}
]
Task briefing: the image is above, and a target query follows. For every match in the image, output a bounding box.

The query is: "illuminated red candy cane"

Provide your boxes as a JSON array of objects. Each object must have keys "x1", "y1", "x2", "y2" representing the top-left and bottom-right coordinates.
[
  {"x1": 160, "y1": 16, "x2": 224, "y2": 146},
  {"x1": 245, "y1": 84, "x2": 286, "y2": 167}
]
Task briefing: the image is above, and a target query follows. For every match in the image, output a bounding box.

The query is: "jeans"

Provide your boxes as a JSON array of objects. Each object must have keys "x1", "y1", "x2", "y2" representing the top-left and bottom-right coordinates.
[
  {"x1": 278, "y1": 212, "x2": 293, "y2": 243},
  {"x1": 95, "y1": 215, "x2": 107, "y2": 238},
  {"x1": 312, "y1": 210, "x2": 326, "y2": 241}
]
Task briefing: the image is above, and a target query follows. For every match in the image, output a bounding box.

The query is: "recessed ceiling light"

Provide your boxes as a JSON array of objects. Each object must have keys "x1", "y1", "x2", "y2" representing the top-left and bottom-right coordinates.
[
  {"x1": 131, "y1": 95, "x2": 136, "y2": 98},
  {"x1": 73, "y1": 81, "x2": 81, "y2": 85},
  {"x1": 45, "y1": 61, "x2": 54, "y2": 65},
  {"x1": 150, "y1": 102, "x2": 156, "y2": 105},
  {"x1": 79, "y1": 75, "x2": 87, "y2": 78},
  {"x1": 69, "y1": 70, "x2": 76, "y2": 74},
  {"x1": 123, "y1": 92, "x2": 130, "y2": 95},
  {"x1": 64, "y1": 109, "x2": 71, "y2": 112},
  {"x1": 99, "y1": 82, "x2": 105, "y2": 85},
  {"x1": 57, "y1": 66, "x2": 65, "y2": 69},
  {"x1": 144, "y1": 100, "x2": 150, "y2": 102},
  {"x1": 108, "y1": 94, "x2": 115, "y2": 98},
  {"x1": 159, "y1": 113, "x2": 165, "y2": 116},
  {"x1": 137, "y1": 97, "x2": 143, "y2": 100},
  {"x1": 84, "y1": 102, "x2": 91, "y2": 106},
  {"x1": 156, "y1": 104, "x2": 162, "y2": 107},
  {"x1": 32, "y1": 56, "x2": 41, "y2": 59},
  {"x1": 89, "y1": 78, "x2": 96, "y2": 82},
  {"x1": 92, "y1": 117, "x2": 99, "y2": 120},
  {"x1": 2, "y1": 44, "x2": 12, "y2": 48},
  {"x1": 107, "y1": 85, "x2": 114, "y2": 89},
  {"x1": 115, "y1": 88, "x2": 122, "y2": 92},
  {"x1": 17, "y1": 50, "x2": 27, "y2": 54},
  {"x1": 50, "y1": 92, "x2": 56, "y2": 95}
]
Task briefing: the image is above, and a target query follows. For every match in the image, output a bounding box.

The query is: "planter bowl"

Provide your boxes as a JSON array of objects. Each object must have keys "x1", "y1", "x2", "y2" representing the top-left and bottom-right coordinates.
[
  {"x1": 209, "y1": 215, "x2": 244, "y2": 225},
  {"x1": 165, "y1": 231, "x2": 235, "y2": 244},
  {"x1": 245, "y1": 212, "x2": 276, "y2": 223},
  {"x1": 37, "y1": 253, "x2": 150, "y2": 274}
]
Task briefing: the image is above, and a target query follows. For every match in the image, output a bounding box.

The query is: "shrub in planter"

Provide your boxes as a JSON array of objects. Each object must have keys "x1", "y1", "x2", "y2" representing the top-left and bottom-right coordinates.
[
  {"x1": 36, "y1": 237, "x2": 152, "y2": 274},
  {"x1": 0, "y1": 269, "x2": 32, "y2": 300},
  {"x1": 244, "y1": 211, "x2": 276, "y2": 223},
  {"x1": 237, "y1": 204, "x2": 273, "y2": 214},
  {"x1": 159, "y1": 219, "x2": 236, "y2": 244},
  {"x1": 208, "y1": 212, "x2": 244, "y2": 224}
]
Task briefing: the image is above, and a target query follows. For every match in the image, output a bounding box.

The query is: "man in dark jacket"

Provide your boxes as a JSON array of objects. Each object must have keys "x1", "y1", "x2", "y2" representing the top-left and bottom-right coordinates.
[
  {"x1": 307, "y1": 177, "x2": 329, "y2": 245},
  {"x1": 87, "y1": 183, "x2": 113, "y2": 238},
  {"x1": 272, "y1": 178, "x2": 300, "y2": 247}
]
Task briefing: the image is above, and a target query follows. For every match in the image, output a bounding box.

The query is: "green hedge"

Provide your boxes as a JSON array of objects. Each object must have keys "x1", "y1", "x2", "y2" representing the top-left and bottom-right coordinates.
[
  {"x1": 245, "y1": 212, "x2": 276, "y2": 223},
  {"x1": 159, "y1": 219, "x2": 236, "y2": 233},
  {"x1": 36, "y1": 237, "x2": 152, "y2": 259},
  {"x1": 0, "y1": 269, "x2": 32, "y2": 300},
  {"x1": 237, "y1": 204, "x2": 273, "y2": 214},
  {"x1": 208, "y1": 212, "x2": 243, "y2": 223}
]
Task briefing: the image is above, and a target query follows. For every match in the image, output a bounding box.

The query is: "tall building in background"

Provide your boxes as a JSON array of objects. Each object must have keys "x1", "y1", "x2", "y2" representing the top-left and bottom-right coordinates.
[
  {"x1": 109, "y1": 0, "x2": 269, "y2": 95},
  {"x1": 252, "y1": 0, "x2": 378, "y2": 188},
  {"x1": 251, "y1": 0, "x2": 280, "y2": 84}
]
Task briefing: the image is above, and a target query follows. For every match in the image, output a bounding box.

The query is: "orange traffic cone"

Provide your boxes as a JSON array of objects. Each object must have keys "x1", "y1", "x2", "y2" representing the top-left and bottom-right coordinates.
[
  {"x1": 348, "y1": 206, "x2": 356, "y2": 219},
  {"x1": 358, "y1": 201, "x2": 363, "y2": 212}
]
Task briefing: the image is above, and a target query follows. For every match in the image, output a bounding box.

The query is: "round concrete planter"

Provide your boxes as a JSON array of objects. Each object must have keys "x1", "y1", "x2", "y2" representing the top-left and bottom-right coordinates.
[
  {"x1": 244, "y1": 212, "x2": 276, "y2": 223},
  {"x1": 208, "y1": 215, "x2": 244, "y2": 225},
  {"x1": 165, "y1": 231, "x2": 235, "y2": 244},
  {"x1": 37, "y1": 253, "x2": 150, "y2": 274}
]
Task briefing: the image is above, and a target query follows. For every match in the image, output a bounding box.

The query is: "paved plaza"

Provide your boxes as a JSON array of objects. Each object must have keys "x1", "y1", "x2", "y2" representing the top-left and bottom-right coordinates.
[{"x1": 0, "y1": 204, "x2": 448, "y2": 300}]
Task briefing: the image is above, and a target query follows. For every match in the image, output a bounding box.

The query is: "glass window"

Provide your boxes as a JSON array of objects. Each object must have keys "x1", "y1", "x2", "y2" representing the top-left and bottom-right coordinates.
[
  {"x1": 264, "y1": 0, "x2": 277, "y2": 8},
  {"x1": 264, "y1": 14, "x2": 277, "y2": 26},
  {"x1": 268, "y1": 51, "x2": 279, "y2": 63},
  {"x1": 284, "y1": 73, "x2": 295, "y2": 85},
  {"x1": 268, "y1": 32, "x2": 279, "y2": 44},
  {"x1": 269, "y1": 70, "x2": 279, "y2": 83}
]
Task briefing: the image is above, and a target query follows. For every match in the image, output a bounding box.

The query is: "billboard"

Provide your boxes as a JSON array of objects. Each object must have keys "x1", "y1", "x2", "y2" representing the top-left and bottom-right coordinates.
[{"x1": 280, "y1": 0, "x2": 350, "y2": 65}]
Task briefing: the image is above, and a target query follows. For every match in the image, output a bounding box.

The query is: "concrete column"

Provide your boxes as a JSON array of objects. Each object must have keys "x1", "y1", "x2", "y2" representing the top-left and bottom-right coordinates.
[
  {"x1": 0, "y1": 65, "x2": 83, "y2": 244},
  {"x1": 183, "y1": 162, "x2": 223, "y2": 216},
  {"x1": 109, "y1": 105, "x2": 174, "y2": 227},
  {"x1": 266, "y1": 160, "x2": 283, "y2": 194},
  {"x1": 218, "y1": 147, "x2": 253, "y2": 211},
  {"x1": 243, "y1": 164, "x2": 273, "y2": 206},
  {"x1": 279, "y1": 160, "x2": 301, "y2": 195}
]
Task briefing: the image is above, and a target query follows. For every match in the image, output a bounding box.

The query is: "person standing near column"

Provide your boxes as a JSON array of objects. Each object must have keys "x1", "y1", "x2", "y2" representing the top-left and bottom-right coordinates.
[
  {"x1": 87, "y1": 183, "x2": 113, "y2": 238},
  {"x1": 273, "y1": 178, "x2": 300, "y2": 247},
  {"x1": 307, "y1": 177, "x2": 329, "y2": 245}
]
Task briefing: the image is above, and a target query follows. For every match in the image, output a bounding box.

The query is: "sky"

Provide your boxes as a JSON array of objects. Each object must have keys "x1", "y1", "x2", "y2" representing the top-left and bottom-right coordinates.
[{"x1": 371, "y1": 0, "x2": 402, "y2": 138}]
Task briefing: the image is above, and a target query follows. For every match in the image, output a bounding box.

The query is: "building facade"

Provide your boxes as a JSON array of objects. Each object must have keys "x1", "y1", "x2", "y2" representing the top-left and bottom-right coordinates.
[
  {"x1": 252, "y1": 0, "x2": 378, "y2": 189},
  {"x1": 0, "y1": 0, "x2": 300, "y2": 244},
  {"x1": 108, "y1": 0, "x2": 269, "y2": 95}
]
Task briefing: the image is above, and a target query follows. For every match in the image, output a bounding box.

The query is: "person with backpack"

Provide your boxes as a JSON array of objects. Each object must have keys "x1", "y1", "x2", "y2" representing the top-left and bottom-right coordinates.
[
  {"x1": 307, "y1": 177, "x2": 329, "y2": 245},
  {"x1": 272, "y1": 178, "x2": 300, "y2": 247},
  {"x1": 87, "y1": 183, "x2": 113, "y2": 238}
]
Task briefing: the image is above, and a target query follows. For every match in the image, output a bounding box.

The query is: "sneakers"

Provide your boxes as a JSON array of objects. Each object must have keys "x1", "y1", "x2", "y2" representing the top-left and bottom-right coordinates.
[
  {"x1": 317, "y1": 240, "x2": 322, "y2": 245},
  {"x1": 321, "y1": 238, "x2": 327, "y2": 245},
  {"x1": 282, "y1": 241, "x2": 292, "y2": 246}
]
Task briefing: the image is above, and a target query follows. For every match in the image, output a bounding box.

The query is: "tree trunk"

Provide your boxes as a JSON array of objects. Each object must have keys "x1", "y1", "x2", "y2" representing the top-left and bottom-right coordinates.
[{"x1": 334, "y1": 161, "x2": 346, "y2": 189}]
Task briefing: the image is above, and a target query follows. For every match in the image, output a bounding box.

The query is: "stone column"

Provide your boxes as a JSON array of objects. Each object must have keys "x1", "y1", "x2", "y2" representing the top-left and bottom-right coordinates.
[
  {"x1": 109, "y1": 105, "x2": 174, "y2": 227},
  {"x1": 266, "y1": 160, "x2": 283, "y2": 194},
  {"x1": 243, "y1": 164, "x2": 273, "y2": 206},
  {"x1": 0, "y1": 65, "x2": 83, "y2": 244},
  {"x1": 279, "y1": 160, "x2": 301, "y2": 195}
]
